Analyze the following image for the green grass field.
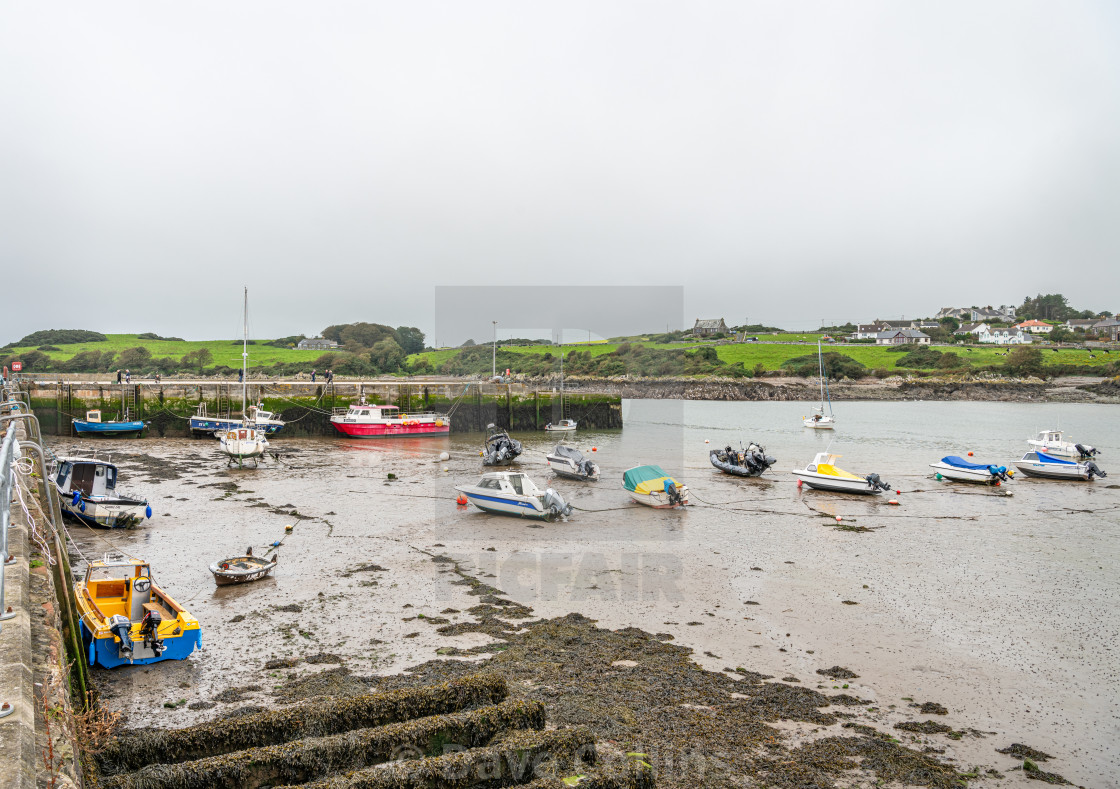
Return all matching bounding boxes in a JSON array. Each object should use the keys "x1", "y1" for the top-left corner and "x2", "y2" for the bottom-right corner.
[
  {"x1": 7, "y1": 333, "x2": 1112, "y2": 375},
  {"x1": 409, "y1": 339, "x2": 1114, "y2": 373},
  {"x1": 4, "y1": 334, "x2": 319, "y2": 367}
]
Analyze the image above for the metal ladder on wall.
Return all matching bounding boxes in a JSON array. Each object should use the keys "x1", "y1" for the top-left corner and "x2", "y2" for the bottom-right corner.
[
  {"x1": 217, "y1": 385, "x2": 231, "y2": 421},
  {"x1": 123, "y1": 385, "x2": 137, "y2": 421}
]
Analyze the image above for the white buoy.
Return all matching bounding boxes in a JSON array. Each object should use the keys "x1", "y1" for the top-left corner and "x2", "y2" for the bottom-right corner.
[
  {"x1": 443, "y1": 467, "x2": 450, "y2": 472},
  {"x1": 835, "y1": 516, "x2": 843, "y2": 522},
  {"x1": 439, "y1": 451, "x2": 450, "y2": 461}
]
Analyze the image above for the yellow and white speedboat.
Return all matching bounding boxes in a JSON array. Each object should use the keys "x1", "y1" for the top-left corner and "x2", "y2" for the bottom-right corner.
[
  {"x1": 792, "y1": 452, "x2": 890, "y2": 495},
  {"x1": 75, "y1": 556, "x2": 201, "y2": 669}
]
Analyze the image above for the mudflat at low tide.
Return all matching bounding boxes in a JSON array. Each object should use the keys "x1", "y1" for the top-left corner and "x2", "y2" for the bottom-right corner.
[{"x1": 65, "y1": 400, "x2": 1118, "y2": 788}]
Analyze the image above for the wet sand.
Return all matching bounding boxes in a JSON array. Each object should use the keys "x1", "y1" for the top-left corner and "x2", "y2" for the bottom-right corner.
[{"x1": 60, "y1": 400, "x2": 1118, "y2": 787}]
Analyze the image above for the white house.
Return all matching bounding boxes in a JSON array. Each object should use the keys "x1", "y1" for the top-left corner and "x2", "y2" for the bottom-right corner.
[
  {"x1": 979, "y1": 328, "x2": 1030, "y2": 345},
  {"x1": 1065, "y1": 319, "x2": 1098, "y2": 331},
  {"x1": 936, "y1": 305, "x2": 1017, "y2": 322},
  {"x1": 955, "y1": 322, "x2": 990, "y2": 337},
  {"x1": 852, "y1": 323, "x2": 885, "y2": 340},
  {"x1": 1012, "y1": 320, "x2": 1053, "y2": 335},
  {"x1": 875, "y1": 329, "x2": 930, "y2": 345}
]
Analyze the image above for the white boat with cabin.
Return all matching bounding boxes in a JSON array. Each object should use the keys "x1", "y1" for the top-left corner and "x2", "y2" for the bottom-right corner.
[
  {"x1": 792, "y1": 452, "x2": 890, "y2": 495},
  {"x1": 455, "y1": 472, "x2": 573, "y2": 520},
  {"x1": 1026, "y1": 430, "x2": 1099, "y2": 460}
]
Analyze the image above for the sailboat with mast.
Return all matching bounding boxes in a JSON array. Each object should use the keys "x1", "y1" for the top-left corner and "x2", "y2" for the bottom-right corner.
[
  {"x1": 544, "y1": 345, "x2": 577, "y2": 431},
  {"x1": 803, "y1": 339, "x2": 835, "y2": 430},
  {"x1": 219, "y1": 288, "x2": 270, "y2": 466}
]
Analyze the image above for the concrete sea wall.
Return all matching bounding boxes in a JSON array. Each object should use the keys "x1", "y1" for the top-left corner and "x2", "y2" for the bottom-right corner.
[{"x1": 23, "y1": 380, "x2": 623, "y2": 437}]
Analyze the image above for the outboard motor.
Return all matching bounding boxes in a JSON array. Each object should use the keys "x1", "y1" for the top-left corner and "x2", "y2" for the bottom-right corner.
[
  {"x1": 542, "y1": 488, "x2": 573, "y2": 519},
  {"x1": 1075, "y1": 443, "x2": 1099, "y2": 459},
  {"x1": 139, "y1": 610, "x2": 164, "y2": 656},
  {"x1": 987, "y1": 465, "x2": 1011, "y2": 482},
  {"x1": 1086, "y1": 461, "x2": 1106, "y2": 480},
  {"x1": 107, "y1": 614, "x2": 133, "y2": 658},
  {"x1": 865, "y1": 473, "x2": 891, "y2": 492},
  {"x1": 664, "y1": 481, "x2": 683, "y2": 506}
]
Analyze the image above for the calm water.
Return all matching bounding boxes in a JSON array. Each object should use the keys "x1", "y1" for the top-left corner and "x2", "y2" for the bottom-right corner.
[{"x1": 59, "y1": 400, "x2": 1119, "y2": 786}]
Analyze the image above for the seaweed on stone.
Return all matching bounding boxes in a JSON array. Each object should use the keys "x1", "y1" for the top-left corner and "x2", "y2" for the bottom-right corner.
[
  {"x1": 100, "y1": 698, "x2": 546, "y2": 789},
  {"x1": 96, "y1": 673, "x2": 507, "y2": 776},
  {"x1": 282, "y1": 726, "x2": 596, "y2": 789}
]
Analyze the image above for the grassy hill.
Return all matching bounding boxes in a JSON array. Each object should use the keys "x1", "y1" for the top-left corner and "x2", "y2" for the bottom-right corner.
[{"x1": 2, "y1": 334, "x2": 316, "y2": 368}]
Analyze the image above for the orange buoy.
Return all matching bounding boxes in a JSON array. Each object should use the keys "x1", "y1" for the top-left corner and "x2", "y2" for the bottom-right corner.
[
  {"x1": 456, "y1": 494, "x2": 468, "y2": 505},
  {"x1": 888, "y1": 499, "x2": 899, "y2": 505},
  {"x1": 967, "y1": 451, "x2": 974, "y2": 456},
  {"x1": 835, "y1": 516, "x2": 843, "y2": 522},
  {"x1": 797, "y1": 479, "x2": 803, "y2": 488},
  {"x1": 591, "y1": 447, "x2": 597, "y2": 452}
]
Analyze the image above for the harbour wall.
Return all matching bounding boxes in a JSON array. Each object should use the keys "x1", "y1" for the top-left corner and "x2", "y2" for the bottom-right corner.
[{"x1": 22, "y1": 379, "x2": 623, "y2": 437}]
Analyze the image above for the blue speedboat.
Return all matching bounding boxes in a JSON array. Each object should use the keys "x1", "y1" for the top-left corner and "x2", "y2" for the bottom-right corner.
[
  {"x1": 72, "y1": 410, "x2": 147, "y2": 438},
  {"x1": 54, "y1": 457, "x2": 152, "y2": 528}
]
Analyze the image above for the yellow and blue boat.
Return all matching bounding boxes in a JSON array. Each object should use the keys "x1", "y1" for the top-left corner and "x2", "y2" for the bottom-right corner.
[
  {"x1": 623, "y1": 464, "x2": 689, "y2": 508},
  {"x1": 75, "y1": 556, "x2": 201, "y2": 669}
]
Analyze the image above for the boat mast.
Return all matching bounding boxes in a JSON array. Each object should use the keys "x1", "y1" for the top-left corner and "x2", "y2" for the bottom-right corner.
[
  {"x1": 242, "y1": 286, "x2": 248, "y2": 421},
  {"x1": 559, "y1": 344, "x2": 564, "y2": 418},
  {"x1": 817, "y1": 338, "x2": 825, "y2": 409}
]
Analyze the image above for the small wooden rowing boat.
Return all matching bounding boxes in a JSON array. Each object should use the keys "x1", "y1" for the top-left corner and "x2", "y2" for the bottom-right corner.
[{"x1": 209, "y1": 547, "x2": 278, "y2": 585}]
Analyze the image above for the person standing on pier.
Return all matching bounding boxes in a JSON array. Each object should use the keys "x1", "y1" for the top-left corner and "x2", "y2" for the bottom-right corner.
[
  {"x1": 125, "y1": 369, "x2": 131, "y2": 383},
  {"x1": 238, "y1": 368, "x2": 244, "y2": 383},
  {"x1": 116, "y1": 369, "x2": 122, "y2": 384},
  {"x1": 311, "y1": 369, "x2": 316, "y2": 382}
]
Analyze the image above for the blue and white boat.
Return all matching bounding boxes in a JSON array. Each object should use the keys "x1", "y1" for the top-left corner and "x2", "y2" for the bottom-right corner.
[
  {"x1": 930, "y1": 456, "x2": 1012, "y2": 485},
  {"x1": 54, "y1": 457, "x2": 152, "y2": 528},
  {"x1": 455, "y1": 472, "x2": 573, "y2": 520},
  {"x1": 190, "y1": 403, "x2": 285, "y2": 436},
  {"x1": 1012, "y1": 451, "x2": 1106, "y2": 481},
  {"x1": 72, "y1": 410, "x2": 147, "y2": 438}
]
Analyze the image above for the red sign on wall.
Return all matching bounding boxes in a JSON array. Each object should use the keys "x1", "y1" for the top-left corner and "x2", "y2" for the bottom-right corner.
[{"x1": 11, "y1": 361, "x2": 23, "y2": 371}]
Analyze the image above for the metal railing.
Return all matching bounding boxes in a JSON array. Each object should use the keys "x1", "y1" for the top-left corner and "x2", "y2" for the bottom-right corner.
[{"x1": 0, "y1": 394, "x2": 19, "y2": 719}]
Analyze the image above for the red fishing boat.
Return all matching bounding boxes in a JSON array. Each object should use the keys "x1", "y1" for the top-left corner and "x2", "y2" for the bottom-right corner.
[{"x1": 329, "y1": 404, "x2": 450, "y2": 438}]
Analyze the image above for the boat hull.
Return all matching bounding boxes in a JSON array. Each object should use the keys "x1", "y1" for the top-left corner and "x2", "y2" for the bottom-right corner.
[
  {"x1": 80, "y1": 620, "x2": 201, "y2": 668},
  {"x1": 456, "y1": 489, "x2": 549, "y2": 519},
  {"x1": 60, "y1": 497, "x2": 149, "y2": 529},
  {"x1": 803, "y1": 418, "x2": 835, "y2": 430},
  {"x1": 73, "y1": 420, "x2": 146, "y2": 437},
  {"x1": 330, "y1": 420, "x2": 450, "y2": 438},
  {"x1": 929, "y1": 463, "x2": 1000, "y2": 484},
  {"x1": 627, "y1": 492, "x2": 689, "y2": 508},
  {"x1": 1012, "y1": 462, "x2": 1091, "y2": 481},
  {"x1": 191, "y1": 416, "x2": 284, "y2": 436},
  {"x1": 209, "y1": 557, "x2": 277, "y2": 585},
  {"x1": 548, "y1": 465, "x2": 599, "y2": 481}
]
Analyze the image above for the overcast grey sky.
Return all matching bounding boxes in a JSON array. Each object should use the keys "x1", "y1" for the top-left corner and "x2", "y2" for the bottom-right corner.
[{"x1": 2, "y1": 1, "x2": 1118, "y2": 344}]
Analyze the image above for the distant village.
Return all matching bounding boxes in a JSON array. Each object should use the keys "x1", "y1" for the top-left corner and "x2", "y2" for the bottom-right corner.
[{"x1": 693, "y1": 302, "x2": 1120, "y2": 346}]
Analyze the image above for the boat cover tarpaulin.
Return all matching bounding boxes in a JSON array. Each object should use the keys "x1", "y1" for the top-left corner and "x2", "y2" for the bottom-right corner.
[
  {"x1": 623, "y1": 465, "x2": 678, "y2": 494},
  {"x1": 552, "y1": 445, "x2": 584, "y2": 461},
  {"x1": 1032, "y1": 451, "x2": 1076, "y2": 465},
  {"x1": 941, "y1": 456, "x2": 997, "y2": 471}
]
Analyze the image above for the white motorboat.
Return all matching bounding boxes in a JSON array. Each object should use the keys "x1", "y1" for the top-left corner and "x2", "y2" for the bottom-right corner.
[
  {"x1": 54, "y1": 457, "x2": 152, "y2": 529},
  {"x1": 1012, "y1": 451, "x2": 1106, "y2": 481},
  {"x1": 803, "y1": 339, "x2": 836, "y2": 429},
  {"x1": 544, "y1": 419, "x2": 578, "y2": 432},
  {"x1": 622, "y1": 465, "x2": 689, "y2": 508},
  {"x1": 1026, "y1": 430, "x2": 1099, "y2": 460},
  {"x1": 455, "y1": 472, "x2": 573, "y2": 520},
  {"x1": 792, "y1": 452, "x2": 890, "y2": 495},
  {"x1": 546, "y1": 444, "x2": 599, "y2": 481},
  {"x1": 929, "y1": 456, "x2": 1012, "y2": 485},
  {"x1": 220, "y1": 427, "x2": 269, "y2": 466}
]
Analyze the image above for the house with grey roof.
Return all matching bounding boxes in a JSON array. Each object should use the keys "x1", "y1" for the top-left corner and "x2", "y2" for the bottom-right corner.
[
  {"x1": 692, "y1": 318, "x2": 729, "y2": 336},
  {"x1": 875, "y1": 329, "x2": 930, "y2": 345},
  {"x1": 297, "y1": 337, "x2": 340, "y2": 350}
]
